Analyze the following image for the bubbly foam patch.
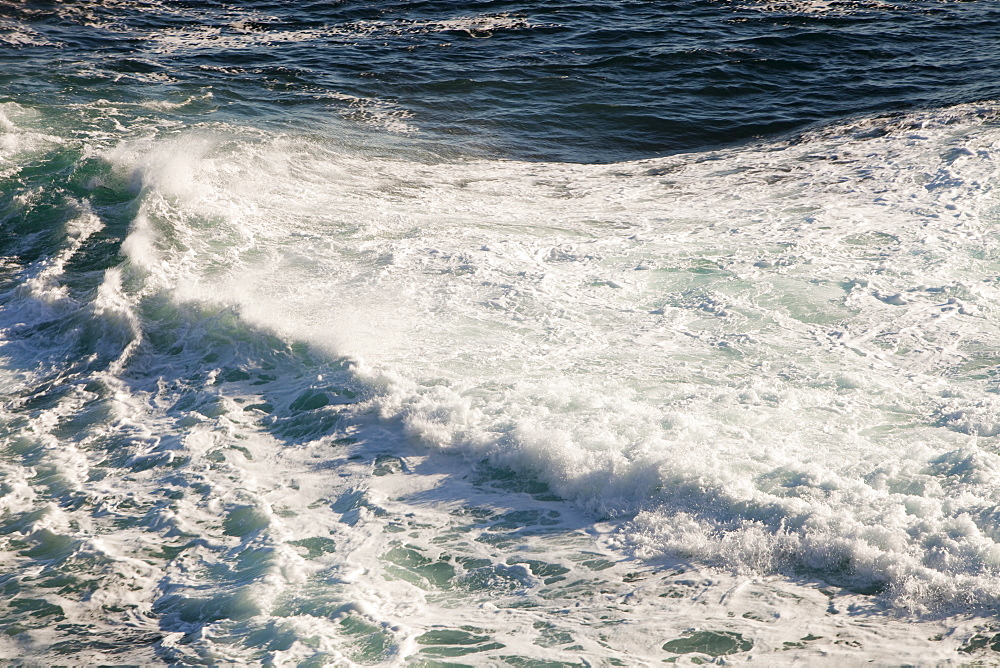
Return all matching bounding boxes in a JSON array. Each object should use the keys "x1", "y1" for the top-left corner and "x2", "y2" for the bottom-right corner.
[
  {"x1": 103, "y1": 102, "x2": 1000, "y2": 613},
  {"x1": 0, "y1": 103, "x2": 63, "y2": 173},
  {"x1": 5, "y1": 102, "x2": 1000, "y2": 664}
]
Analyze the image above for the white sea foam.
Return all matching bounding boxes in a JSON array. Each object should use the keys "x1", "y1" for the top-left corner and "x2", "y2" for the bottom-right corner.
[
  {"x1": 742, "y1": 0, "x2": 898, "y2": 15},
  {"x1": 99, "y1": 100, "x2": 1000, "y2": 615},
  {"x1": 0, "y1": 103, "x2": 63, "y2": 175},
  {"x1": 4, "y1": 101, "x2": 1000, "y2": 664},
  {"x1": 0, "y1": 20, "x2": 60, "y2": 48},
  {"x1": 142, "y1": 9, "x2": 548, "y2": 57}
]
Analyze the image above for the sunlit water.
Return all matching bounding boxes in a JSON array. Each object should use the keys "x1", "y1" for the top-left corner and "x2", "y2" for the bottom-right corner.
[{"x1": 3, "y1": 1, "x2": 1000, "y2": 665}]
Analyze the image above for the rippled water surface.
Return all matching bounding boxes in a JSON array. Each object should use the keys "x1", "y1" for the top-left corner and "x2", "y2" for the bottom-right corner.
[{"x1": 3, "y1": 0, "x2": 999, "y2": 159}]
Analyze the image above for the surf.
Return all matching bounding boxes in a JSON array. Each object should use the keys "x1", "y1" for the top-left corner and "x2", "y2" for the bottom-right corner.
[{"x1": 3, "y1": 94, "x2": 1000, "y2": 663}]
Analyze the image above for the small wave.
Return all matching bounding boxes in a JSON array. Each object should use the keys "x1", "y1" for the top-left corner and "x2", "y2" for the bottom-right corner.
[{"x1": 734, "y1": 0, "x2": 899, "y2": 15}]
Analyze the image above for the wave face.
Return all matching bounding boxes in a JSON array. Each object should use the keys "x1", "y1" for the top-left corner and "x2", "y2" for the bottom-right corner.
[{"x1": 3, "y1": 0, "x2": 1000, "y2": 665}]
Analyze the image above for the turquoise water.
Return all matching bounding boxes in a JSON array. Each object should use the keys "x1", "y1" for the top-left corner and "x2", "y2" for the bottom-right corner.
[{"x1": 3, "y1": 1, "x2": 1000, "y2": 665}]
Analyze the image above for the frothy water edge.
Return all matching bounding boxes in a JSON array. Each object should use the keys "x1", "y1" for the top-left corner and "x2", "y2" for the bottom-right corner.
[{"x1": 3, "y1": 99, "x2": 1000, "y2": 664}]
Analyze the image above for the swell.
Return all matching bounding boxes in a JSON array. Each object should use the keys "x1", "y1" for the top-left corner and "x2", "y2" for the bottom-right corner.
[{"x1": 2, "y1": 0, "x2": 999, "y2": 162}]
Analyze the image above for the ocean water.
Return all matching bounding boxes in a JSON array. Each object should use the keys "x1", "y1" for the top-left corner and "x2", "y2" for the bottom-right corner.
[{"x1": 3, "y1": 0, "x2": 1000, "y2": 665}]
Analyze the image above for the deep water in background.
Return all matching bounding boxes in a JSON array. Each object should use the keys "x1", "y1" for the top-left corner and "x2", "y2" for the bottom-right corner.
[
  {"x1": 1, "y1": 0, "x2": 999, "y2": 161},
  {"x1": 3, "y1": 1, "x2": 1000, "y2": 666}
]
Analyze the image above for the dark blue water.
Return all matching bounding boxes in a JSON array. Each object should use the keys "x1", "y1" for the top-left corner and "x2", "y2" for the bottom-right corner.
[{"x1": 3, "y1": 0, "x2": 999, "y2": 161}]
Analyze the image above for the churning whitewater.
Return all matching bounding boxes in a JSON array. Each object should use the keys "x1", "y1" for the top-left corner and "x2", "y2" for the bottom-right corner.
[
  {"x1": 2, "y1": 97, "x2": 1000, "y2": 664},
  {"x1": 3, "y1": 0, "x2": 1000, "y2": 664}
]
